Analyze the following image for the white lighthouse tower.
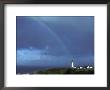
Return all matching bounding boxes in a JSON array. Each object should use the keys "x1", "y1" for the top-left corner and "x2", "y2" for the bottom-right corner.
[{"x1": 71, "y1": 59, "x2": 74, "y2": 68}]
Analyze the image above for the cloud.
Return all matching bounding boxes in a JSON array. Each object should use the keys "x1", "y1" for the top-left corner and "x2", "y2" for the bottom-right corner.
[
  {"x1": 17, "y1": 48, "x2": 73, "y2": 66},
  {"x1": 17, "y1": 48, "x2": 94, "y2": 67},
  {"x1": 16, "y1": 16, "x2": 94, "y2": 67}
]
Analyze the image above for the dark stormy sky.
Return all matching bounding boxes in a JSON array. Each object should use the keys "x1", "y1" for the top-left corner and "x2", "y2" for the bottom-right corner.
[{"x1": 16, "y1": 16, "x2": 94, "y2": 67}]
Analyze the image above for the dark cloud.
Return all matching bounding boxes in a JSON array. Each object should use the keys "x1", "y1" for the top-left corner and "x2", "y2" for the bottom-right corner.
[{"x1": 16, "y1": 16, "x2": 94, "y2": 66}]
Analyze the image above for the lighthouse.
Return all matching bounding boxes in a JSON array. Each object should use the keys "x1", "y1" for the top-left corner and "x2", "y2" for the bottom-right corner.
[{"x1": 71, "y1": 59, "x2": 74, "y2": 68}]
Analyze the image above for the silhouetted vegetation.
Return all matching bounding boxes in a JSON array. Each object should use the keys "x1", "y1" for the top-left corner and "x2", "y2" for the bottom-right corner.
[{"x1": 31, "y1": 68, "x2": 94, "y2": 74}]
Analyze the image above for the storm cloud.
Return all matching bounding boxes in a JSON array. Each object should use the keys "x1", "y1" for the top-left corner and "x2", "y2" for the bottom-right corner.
[{"x1": 16, "y1": 16, "x2": 94, "y2": 67}]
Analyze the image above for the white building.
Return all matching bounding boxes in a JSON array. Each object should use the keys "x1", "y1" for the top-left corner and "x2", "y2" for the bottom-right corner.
[
  {"x1": 74, "y1": 67, "x2": 76, "y2": 68},
  {"x1": 87, "y1": 66, "x2": 93, "y2": 69},
  {"x1": 80, "y1": 67, "x2": 83, "y2": 69},
  {"x1": 87, "y1": 66, "x2": 90, "y2": 69},
  {"x1": 89, "y1": 67, "x2": 93, "y2": 69}
]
